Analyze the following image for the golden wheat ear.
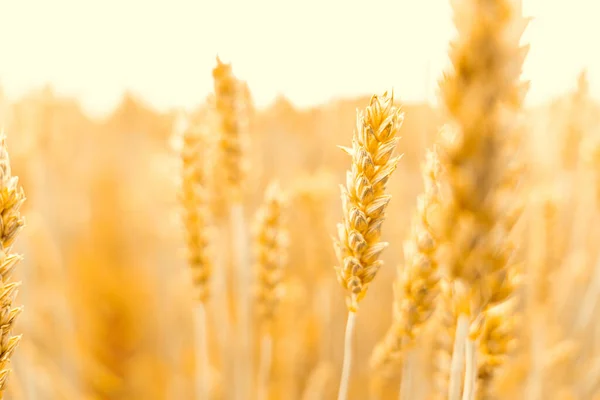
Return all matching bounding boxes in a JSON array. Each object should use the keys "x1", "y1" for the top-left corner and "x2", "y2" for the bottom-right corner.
[
  {"x1": 434, "y1": 0, "x2": 530, "y2": 397},
  {"x1": 212, "y1": 56, "x2": 253, "y2": 400},
  {"x1": 0, "y1": 135, "x2": 26, "y2": 398},
  {"x1": 180, "y1": 126, "x2": 213, "y2": 303},
  {"x1": 254, "y1": 181, "x2": 288, "y2": 327},
  {"x1": 179, "y1": 123, "x2": 214, "y2": 399},
  {"x1": 334, "y1": 92, "x2": 404, "y2": 313},
  {"x1": 253, "y1": 181, "x2": 288, "y2": 400},
  {"x1": 334, "y1": 92, "x2": 403, "y2": 400},
  {"x1": 212, "y1": 57, "x2": 247, "y2": 203}
]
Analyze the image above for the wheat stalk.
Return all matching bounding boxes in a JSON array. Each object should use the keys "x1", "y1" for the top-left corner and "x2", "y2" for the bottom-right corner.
[
  {"x1": 300, "y1": 362, "x2": 334, "y2": 400},
  {"x1": 212, "y1": 56, "x2": 252, "y2": 400},
  {"x1": 334, "y1": 92, "x2": 403, "y2": 400},
  {"x1": 431, "y1": 279, "x2": 458, "y2": 400},
  {"x1": 179, "y1": 125, "x2": 213, "y2": 399},
  {"x1": 526, "y1": 190, "x2": 558, "y2": 400},
  {"x1": 0, "y1": 135, "x2": 26, "y2": 399},
  {"x1": 254, "y1": 182, "x2": 288, "y2": 400}
]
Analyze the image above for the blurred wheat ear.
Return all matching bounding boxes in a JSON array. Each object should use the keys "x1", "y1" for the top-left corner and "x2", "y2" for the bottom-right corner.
[
  {"x1": 212, "y1": 56, "x2": 253, "y2": 400},
  {"x1": 179, "y1": 124, "x2": 214, "y2": 399},
  {"x1": 370, "y1": 145, "x2": 442, "y2": 399},
  {"x1": 254, "y1": 181, "x2": 288, "y2": 400},
  {"x1": 431, "y1": 0, "x2": 530, "y2": 398}
]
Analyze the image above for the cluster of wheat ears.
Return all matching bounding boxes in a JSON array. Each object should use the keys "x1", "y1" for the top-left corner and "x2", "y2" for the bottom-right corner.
[{"x1": 2, "y1": 0, "x2": 600, "y2": 399}]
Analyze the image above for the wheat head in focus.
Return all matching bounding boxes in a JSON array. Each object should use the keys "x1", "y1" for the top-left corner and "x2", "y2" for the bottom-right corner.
[{"x1": 0, "y1": 135, "x2": 25, "y2": 399}]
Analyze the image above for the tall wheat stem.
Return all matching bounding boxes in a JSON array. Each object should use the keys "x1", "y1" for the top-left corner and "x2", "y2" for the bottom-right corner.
[
  {"x1": 193, "y1": 304, "x2": 210, "y2": 399},
  {"x1": 398, "y1": 345, "x2": 414, "y2": 400},
  {"x1": 462, "y1": 339, "x2": 476, "y2": 400},
  {"x1": 213, "y1": 236, "x2": 233, "y2": 399},
  {"x1": 526, "y1": 313, "x2": 544, "y2": 400},
  {"x1": 231, "y1": 203, "x2": 252, "y2": 400},
  {"x1": 338, "y1": 311, "x2": 356, "y2": 400},
  {"x1": 448, "y1": 315, "x2": 469, "y2": 400},
  {"x1": 257, "y1": 334, "x2": 273, "y2": 400}
]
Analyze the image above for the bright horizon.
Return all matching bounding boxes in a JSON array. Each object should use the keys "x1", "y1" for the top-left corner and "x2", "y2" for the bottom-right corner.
[{"x1": 0, "y1": 0, "x2": 597, "y2": 117}]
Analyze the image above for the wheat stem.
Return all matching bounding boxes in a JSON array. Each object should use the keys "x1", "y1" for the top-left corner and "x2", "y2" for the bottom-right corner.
[
  {"x1": 300, "y1": 363, "x2": 334, "y2": 400},
  {"x1": 462, "y1": 339, "x2": 476, "y2": 400},
  {"x1": 230, "y1": 202, "x2": 252, "y2": 400},
  {"x1": 582, "y1": 353, "x2": 600, "y2": 396},
  {"x1": 193, "y1": 303, "x2": 210, "y2": 400},
  {"x1": 212, "y1": 236, "x2": 233, "y2": 399},
  {"x1": 338, "y1": 311, "x2": 356, "y2": 400},
  {"x1": 448, "y1": 315, "x2": 469, "y2": 400},
  {"x1": 526, "y1": 312, "x2": 544, "y2": 400},
  {"x1": 399, "y1": 345, "x2": 414, "y2": 400},
  {"x1": 369, "y1": 375, "x2": 385, "y2": 400},
  {"x1": 257, "y1": 334, "x2": 273, "y2": 400},
  {"x1": 575, "y1": 256, "x2": 600, "y2": 331}
]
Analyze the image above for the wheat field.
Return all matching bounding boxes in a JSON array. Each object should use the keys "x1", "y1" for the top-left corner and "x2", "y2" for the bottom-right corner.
[{"x1": 1, "y1": 0, "x2": 600, "y2": 399}]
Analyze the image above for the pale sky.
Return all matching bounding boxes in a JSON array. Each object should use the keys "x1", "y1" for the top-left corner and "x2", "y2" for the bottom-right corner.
[{"x1": 0, "y1": 0, "x2": 597, "y2": 117}]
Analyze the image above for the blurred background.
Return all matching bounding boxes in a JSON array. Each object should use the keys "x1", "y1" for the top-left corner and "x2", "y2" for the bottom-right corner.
[{"x1": 1, "y1": 0, "x2": 599, "y2": 399}]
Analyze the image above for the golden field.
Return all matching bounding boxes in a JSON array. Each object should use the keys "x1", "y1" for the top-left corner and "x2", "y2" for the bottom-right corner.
[{"x1": 1, "y1": 0, "x2": 600, "y2": 399}]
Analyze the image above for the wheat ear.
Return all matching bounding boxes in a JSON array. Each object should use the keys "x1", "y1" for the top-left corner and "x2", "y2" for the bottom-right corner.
[
  {"x1": 334, "y1": 92, "x2": 403, "y2": 400},
  {"x1": 179, "y1": 126, "x2": 213, "y2": 399},
  {"x1": 212, "y1": 57, "x2": 246, "y2": 202},
  {"x1": 437, "y1": 0, "x2": 529, "y2": 397},
  {"x1": 0, "y1": 135, "x2": 26, "y2": 399},
  {"x1": 254, "y1": 182, "x2": 288, "y2": 400}
]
